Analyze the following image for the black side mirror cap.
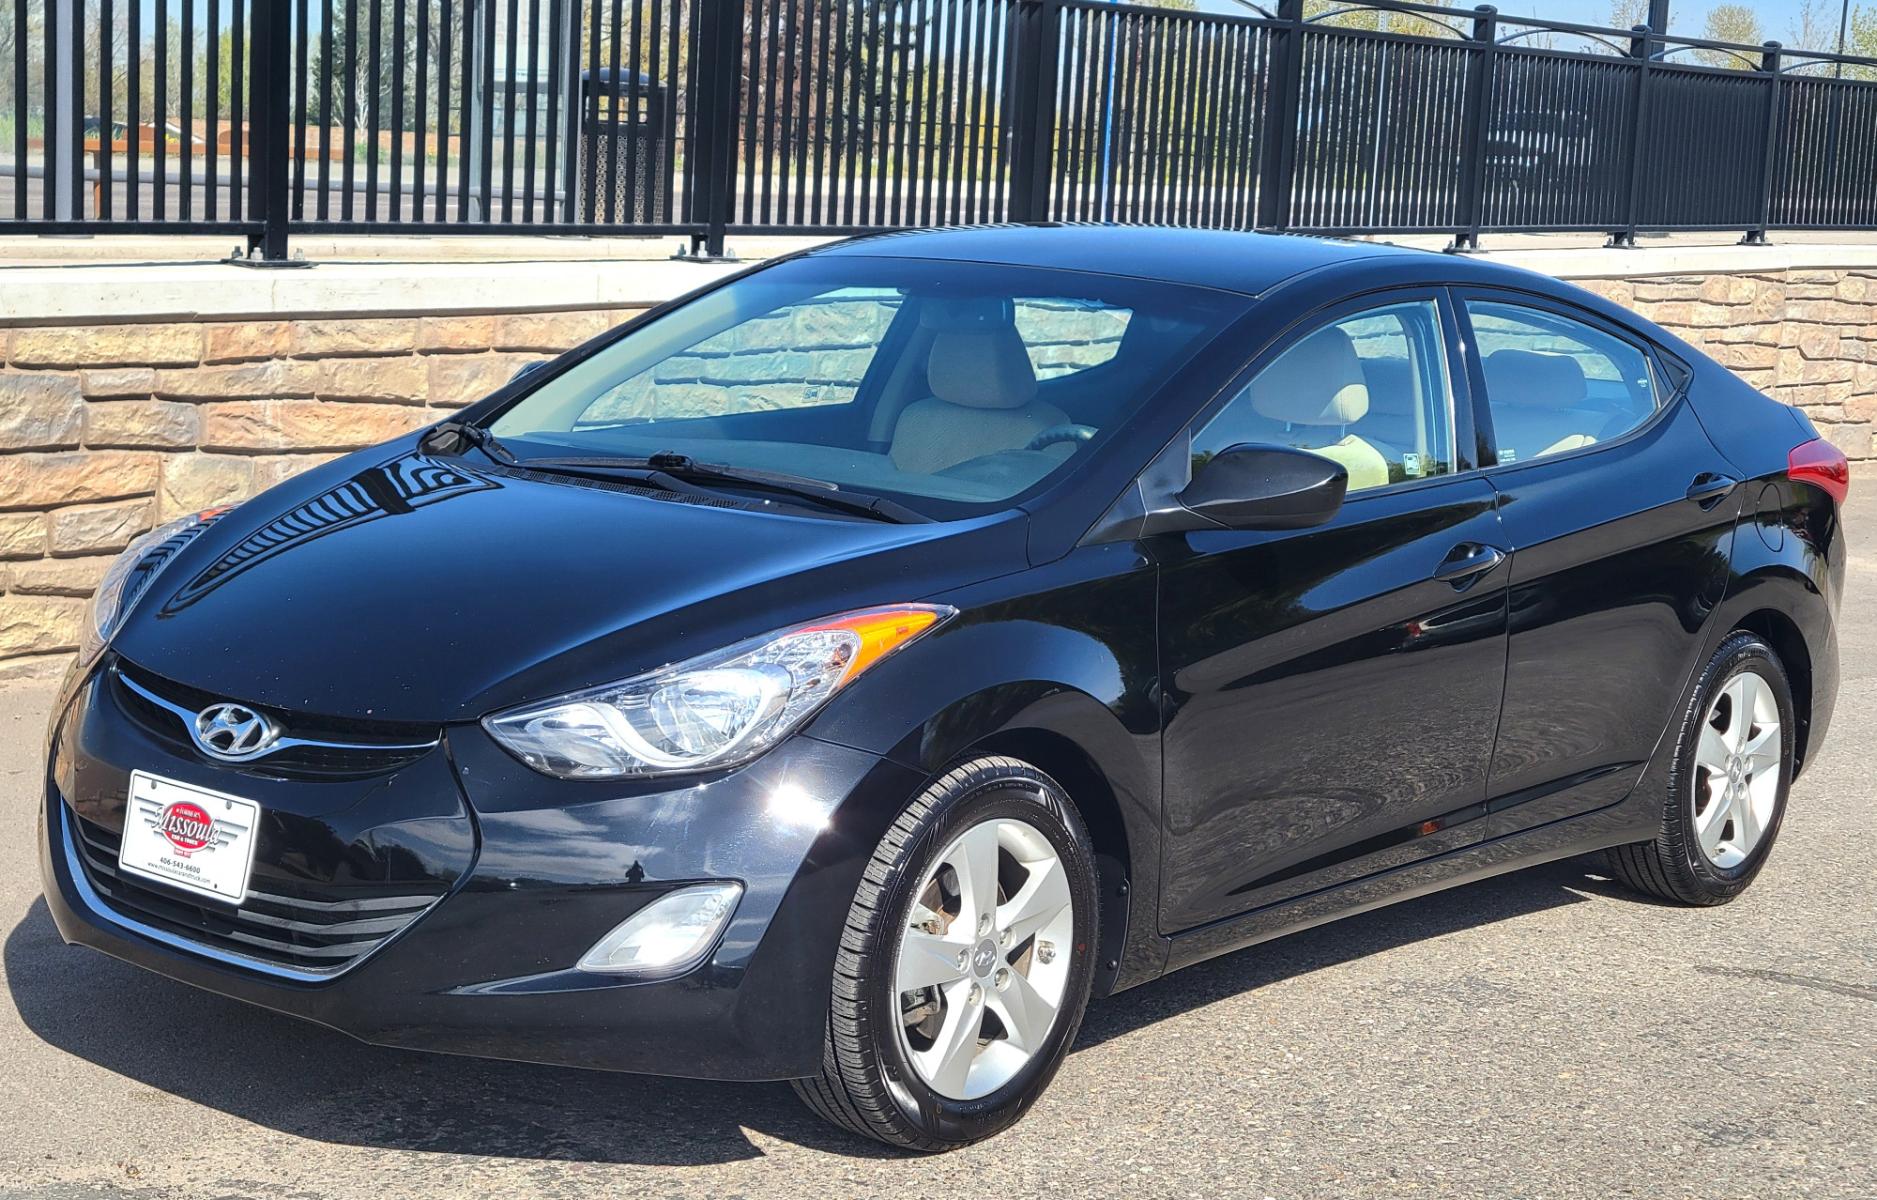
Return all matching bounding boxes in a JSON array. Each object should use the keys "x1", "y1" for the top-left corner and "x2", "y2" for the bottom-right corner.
[{"x1": 1171, "y1": 443, "x2": 1349, "y2": 532}]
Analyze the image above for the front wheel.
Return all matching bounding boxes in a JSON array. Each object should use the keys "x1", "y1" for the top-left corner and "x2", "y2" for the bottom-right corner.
[
  {"x1": 792, "y1": 756, "x2": 1098, "y2": 1151},
  {"x1": 1606, "y1": 632, "x2": 1795, "y2": 905}
]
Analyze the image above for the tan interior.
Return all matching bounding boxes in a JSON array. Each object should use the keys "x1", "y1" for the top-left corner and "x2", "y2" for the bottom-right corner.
[
  {"x1": 889, "y1": 320, "x2": 1068, "y2": 475},
  {"x1": 1483, "y1": 348, "x2": 1598, "y2": 460},
  {"x1": 1245, "y1": 325, "x2": 1397, "y2": 492}
]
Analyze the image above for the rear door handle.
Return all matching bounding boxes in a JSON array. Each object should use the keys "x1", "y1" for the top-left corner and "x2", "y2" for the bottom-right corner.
[
  {"x1": 1685, "y1": 473, "x2": 1740, "y2": 509},
  {"x1": 1433, "y1": 542, "x2": 1508, "y2": 585}
]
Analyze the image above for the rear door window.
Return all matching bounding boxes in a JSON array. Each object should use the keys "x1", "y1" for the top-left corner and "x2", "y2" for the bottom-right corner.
[{"x1": 1465, "y1": 300, "x2": 1659, "y2": 465}]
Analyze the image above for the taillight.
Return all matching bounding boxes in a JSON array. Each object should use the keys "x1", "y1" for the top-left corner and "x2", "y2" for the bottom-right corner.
[{"x1": 1788, "y1": 438, "x2": 1850, "y2": 507}]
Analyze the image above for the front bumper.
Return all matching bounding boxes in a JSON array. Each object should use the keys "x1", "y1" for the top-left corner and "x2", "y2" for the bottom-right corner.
[{"x1": 40, "y1": 663, "x2": 926, "y2": 1081}]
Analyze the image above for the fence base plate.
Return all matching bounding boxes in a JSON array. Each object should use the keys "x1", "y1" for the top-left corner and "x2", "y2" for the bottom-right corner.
[
  {"x1": 672, "y1": 249, "x2": 742, "y2": 264},
  {"x1": 226, "y1": 257, "x2": 314, "y2": 270},
  {"x1": 227, "y1": 248, "x2": 313, "y2": 270}
]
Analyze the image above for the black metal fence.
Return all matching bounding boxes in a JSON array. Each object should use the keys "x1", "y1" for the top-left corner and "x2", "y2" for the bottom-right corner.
[{"x1": 7, "y1": 0, "x2": 1877, "y2": 261}]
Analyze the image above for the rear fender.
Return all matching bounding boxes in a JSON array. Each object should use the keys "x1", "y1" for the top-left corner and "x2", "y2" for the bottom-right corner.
[{"x1": 1703, "y1": 486, "x2": 1842, "y2": 775}]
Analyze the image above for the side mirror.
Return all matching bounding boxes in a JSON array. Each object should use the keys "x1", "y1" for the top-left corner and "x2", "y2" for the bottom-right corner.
[{"x1": 1176, "y1": 443, "x2": 1348, "y2": 531}]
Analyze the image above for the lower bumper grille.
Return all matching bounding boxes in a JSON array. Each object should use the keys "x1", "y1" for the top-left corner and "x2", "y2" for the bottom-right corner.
[{"x1": 65, "y1": 807, "x2": 442, "y2": 977}]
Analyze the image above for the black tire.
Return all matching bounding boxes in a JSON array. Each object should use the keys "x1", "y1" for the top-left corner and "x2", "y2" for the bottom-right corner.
[
  {"x1": 791, "y1": 755, "x2": 1099, "y2": 1151},
  {"x1": 1605, "y1": 632, "x2": 1795, "y2": 905}
]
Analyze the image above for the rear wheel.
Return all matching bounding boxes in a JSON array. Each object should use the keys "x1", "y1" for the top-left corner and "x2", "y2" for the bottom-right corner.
[
  {"x1": 792, "y1": 756, "x2": 1098, "y2": 1151},
  {"x1": 1606, "y1": 632, "x2": 1794, "y2": 905}
]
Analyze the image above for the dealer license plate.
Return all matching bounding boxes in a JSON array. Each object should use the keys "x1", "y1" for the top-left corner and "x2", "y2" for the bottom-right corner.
[{"x1": 116, "y1": 770, "x2": 261, "y2": 905}]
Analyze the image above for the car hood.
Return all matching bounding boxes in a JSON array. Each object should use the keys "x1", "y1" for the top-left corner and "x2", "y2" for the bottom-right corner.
[{"x1": 111, "y1": 446, "x2": 1028, "y2": 724}]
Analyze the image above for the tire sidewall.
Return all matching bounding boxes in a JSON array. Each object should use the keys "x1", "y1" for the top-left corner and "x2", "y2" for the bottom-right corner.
[
  {"x1": 867, "y1": 769, "x2": 1099, "y2": 1146},
  {"x1": 1672, "y1": 636, "x2": 1795, "y2": 896}
]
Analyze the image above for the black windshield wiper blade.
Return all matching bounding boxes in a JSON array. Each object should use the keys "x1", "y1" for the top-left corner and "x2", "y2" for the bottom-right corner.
[
  {"x1": 514, "y1": 452, "x2": 933, "y2": 524},
  {"x1": 420, "y1": 420, "x2": 520, "y2": 465}
]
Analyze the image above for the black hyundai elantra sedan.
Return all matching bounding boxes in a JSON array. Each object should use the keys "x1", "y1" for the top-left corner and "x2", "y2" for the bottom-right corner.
[{"x1": 40, "y1": 227, "x2": 1846, "y2": 1150}]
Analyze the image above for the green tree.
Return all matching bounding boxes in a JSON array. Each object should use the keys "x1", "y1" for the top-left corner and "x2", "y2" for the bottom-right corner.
[
  {"x1": 1607, "y1": 0, "x2": 1648, "y2": 30},
  {"x1": 1303, "y1": 0, "x2": 1457, "y2": 38},
  {"x1": 1699, "y1": 3, "x2": 1763, "y2": 68},
  {"x1": 1790, "y1": 0, "x2": 1835, "y2": 50},
  {"x1": 1845, "y1": 3, "x2": 1877, "y2": 79}
]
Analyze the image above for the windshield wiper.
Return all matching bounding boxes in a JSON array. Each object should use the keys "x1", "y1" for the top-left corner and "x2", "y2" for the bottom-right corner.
[
  {"x1": 420, "y1": 419, "x2": 521, "y2": 465},
  {"x1": 513, "y1": 451, "x2": 933, "y2": 524}
]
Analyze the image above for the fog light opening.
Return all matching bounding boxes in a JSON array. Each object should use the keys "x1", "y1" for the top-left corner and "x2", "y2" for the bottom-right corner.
[{"x1": 576, "y1": 882, "x2": 744, "y2": 978}]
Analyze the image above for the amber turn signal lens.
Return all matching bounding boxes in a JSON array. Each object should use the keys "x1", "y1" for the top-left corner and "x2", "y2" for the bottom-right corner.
[{"x1": 804, "y1": 605, "x2": 952, "y2": 687}]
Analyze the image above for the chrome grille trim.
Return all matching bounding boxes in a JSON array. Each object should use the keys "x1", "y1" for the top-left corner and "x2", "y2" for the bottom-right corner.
[{"x1": 115, "y1": 669, "x2": 439, "y2": 763}]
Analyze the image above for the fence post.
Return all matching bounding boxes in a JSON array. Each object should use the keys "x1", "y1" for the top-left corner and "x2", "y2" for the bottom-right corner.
[
  {"x1": 1745, "y1": 41, "x2": 1783, "y2": 245},
  {"x1": 1611, "y1": 22, "x2": 1654, "y2": 247},
  {"x1": 1449, "y1": 5, "x2": 1498, "y2": 253},
  {"x1": 1008, "y1": 0, "x2": 1063, "y2": 222},
  {"x1": 245, "y1": 0, "x2": 294, "y2": 262},
  {"x1": 558, "y1": 0, "x2": 581, "y2": 222},
  {"x1": 49, "y1": 0, "x2": 76, "y2": 220},
  {"x1": 683, "y1": 0, "x2": 744, "y2": 257},
  {"x1": 1255, "y1": 0, "x2": 1303, "y2": 232},
  {"x1": 465, "y1": 0, "x2": 492, "y2": 223}
]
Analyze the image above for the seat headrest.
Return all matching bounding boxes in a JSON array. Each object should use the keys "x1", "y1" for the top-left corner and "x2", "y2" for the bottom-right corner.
[
  {"x1": 1484, "y1": 348, "x2": 1587, "y2": 409},
  {"x1": 926, "y1": 322, "x2": 1039, "y2": 410},
  {"x1": 1359, "y1": 357, "x2": 1417, "y2": 416},
  {"x1": 1249, "y1": 325, "x2": 1370, "y2": 426}
]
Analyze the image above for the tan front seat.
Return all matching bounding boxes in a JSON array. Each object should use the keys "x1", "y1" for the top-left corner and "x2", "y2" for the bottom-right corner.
[
  {"x1": 1246, "y1": 325, "x2": 1395, "y2": 492},
  {"x1": 889, "y1": 318, "x2": 1068, "y2": 475}
]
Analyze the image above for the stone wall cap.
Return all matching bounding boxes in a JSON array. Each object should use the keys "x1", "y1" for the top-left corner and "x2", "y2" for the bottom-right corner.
[
  {"x1": 9, "y1": 239, "x2": 1877, "y2": 325},
  {"x1": 1478, "y1": 242, "x2": 1877, "y2": 280},
  {"x1": 0, "y1": 257, "x2": 751, "y2": 325}
]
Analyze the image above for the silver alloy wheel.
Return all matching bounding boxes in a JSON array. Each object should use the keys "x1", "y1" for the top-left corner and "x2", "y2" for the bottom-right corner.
[
  {"x1": 1693, "y1": 668, "x2": 1782, "y2": 870},
  {"x1": 892, "y1": 816, "x2": 1076, "y2": 1101}
]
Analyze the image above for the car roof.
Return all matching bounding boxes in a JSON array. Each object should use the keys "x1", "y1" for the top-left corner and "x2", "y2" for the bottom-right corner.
[{"x1": 804, "y1": 224, "x2": 1427, "y2": 297}]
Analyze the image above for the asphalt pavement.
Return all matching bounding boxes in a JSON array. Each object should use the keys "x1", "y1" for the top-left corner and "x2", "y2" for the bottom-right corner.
[{"x1": 1, "y1": 492, "x2": 1872, "y2": 1200}]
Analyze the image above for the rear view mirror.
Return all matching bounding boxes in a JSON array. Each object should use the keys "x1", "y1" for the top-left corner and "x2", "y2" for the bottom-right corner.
[{"x1": 1177, "y1": 444, "x2": 1348, "y2": 531}]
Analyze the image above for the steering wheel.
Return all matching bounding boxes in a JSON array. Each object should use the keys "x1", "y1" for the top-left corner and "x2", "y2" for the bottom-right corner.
[{"x1": 1025, "y1": 423, "x2": 1099, "y2": 452}]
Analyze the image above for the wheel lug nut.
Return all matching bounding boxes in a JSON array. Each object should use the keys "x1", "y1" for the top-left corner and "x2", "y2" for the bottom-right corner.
[
  {"x1": 967, "y1": 982, "x2": 983, "y2": 1005},
  {"x1": 955, "y1": 949, "x2": 969, "y2": 971},
  {"x1": 994, "y1": 967, "x2": 1011, "y2": 990},
  {"x1": 1036, "y1": 940, "x2": 1056, "y2": 965},
  {"x1": 998, "y1": 928, "x2": 1011, "y2": 948},
  {"x1": 976, "y1": 913, "x2": 992, "y2": 936}
]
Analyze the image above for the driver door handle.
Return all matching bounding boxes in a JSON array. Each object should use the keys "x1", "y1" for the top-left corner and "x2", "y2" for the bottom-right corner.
[{"x1": 1433, "y1": 542, "x2": 1508, "y2": 586}]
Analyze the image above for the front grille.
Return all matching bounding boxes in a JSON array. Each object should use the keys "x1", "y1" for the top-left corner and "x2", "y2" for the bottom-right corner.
[
  {"x1": 111, "y1": 661, "x2": 438, "y2": 779},
  {"x1": 68, "y1": 811, "x2": 443, "y2": 976}
]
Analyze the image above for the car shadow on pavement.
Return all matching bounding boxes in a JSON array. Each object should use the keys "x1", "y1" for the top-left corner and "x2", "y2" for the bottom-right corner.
[
  {"x1": 1076, "y1": 857, "x2": 1602, "y2": 1050},
  {"x1": 6, "y1": 857, "x2": 1606, "y2": 1164}
]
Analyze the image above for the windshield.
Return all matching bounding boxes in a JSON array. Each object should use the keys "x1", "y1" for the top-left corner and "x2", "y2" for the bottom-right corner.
[{"x1": 486, "y1": 256, "x2": 1244, "y2": 518}]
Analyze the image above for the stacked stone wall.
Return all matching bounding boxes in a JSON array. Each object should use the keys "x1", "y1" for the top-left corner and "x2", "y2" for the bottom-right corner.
[{"x1": 1, "y1": 263, "x2": 1872, "y2": 681}]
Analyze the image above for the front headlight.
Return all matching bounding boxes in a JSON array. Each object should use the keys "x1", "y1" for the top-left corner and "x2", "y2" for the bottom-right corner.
[
  {"x1": 80, "y1": 509, "x2": 224, "y2": 663},
  {"x1": 484, "y1": 604, "x2": 955, "y2": 779}
]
